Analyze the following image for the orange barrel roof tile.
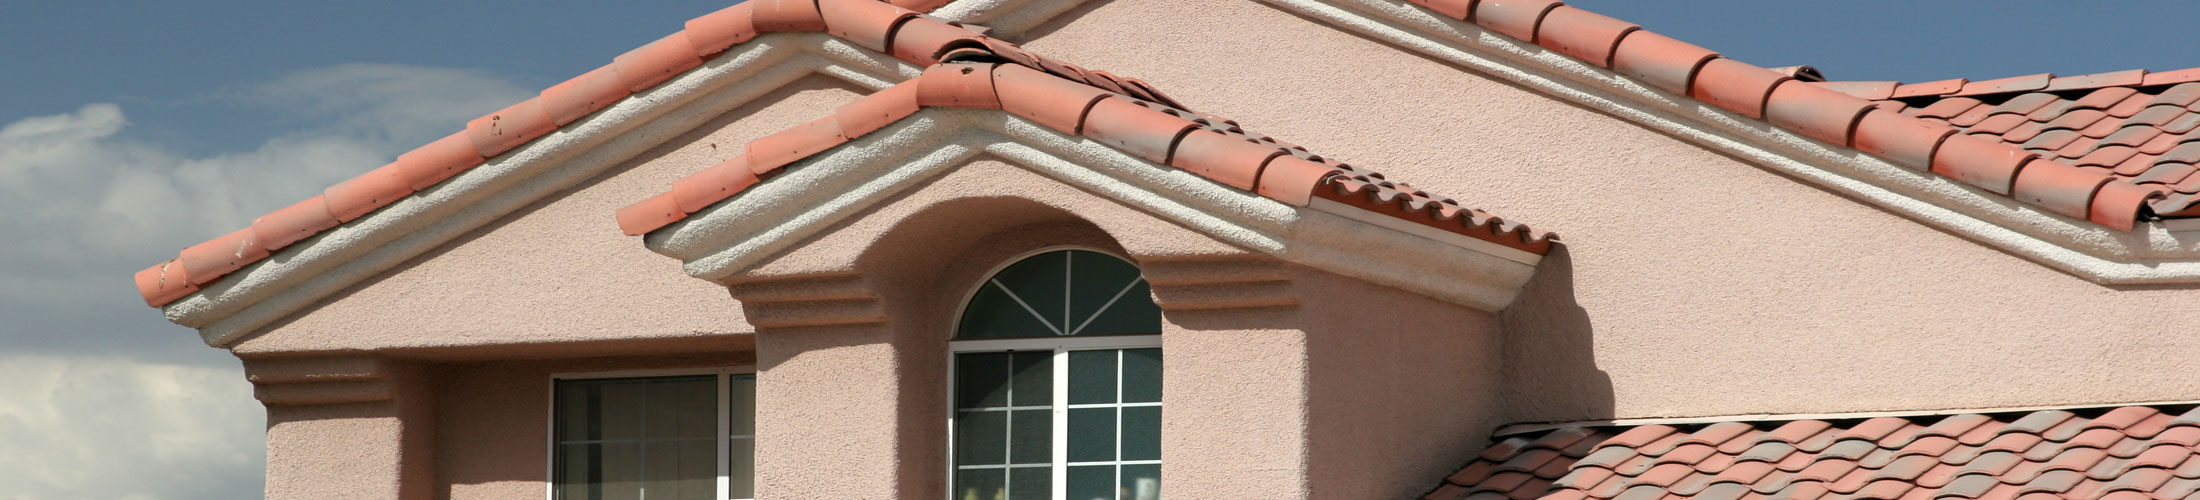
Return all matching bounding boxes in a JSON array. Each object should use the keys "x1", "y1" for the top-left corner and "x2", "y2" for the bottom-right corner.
[
  {"x1": 617, "y1": 45, "x2": 1556, "y2": 257},
  {"x1": 1400, "y1": 0, "x2": 2193, "y2": 228},
  {"x1": 136, "y1": 0, "x2": 1549, "y2": 308}
]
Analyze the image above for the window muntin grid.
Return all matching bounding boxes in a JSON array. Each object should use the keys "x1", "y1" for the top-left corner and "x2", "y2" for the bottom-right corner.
[
  {"x1": 952, "y1": 348, "x2": 1161, "y2": 500},
  {"x1": 955, "y1": 250, "x2": 1160, "y2": 340},
  {"x1": 949, "y1": 246, "x2": 1162, "y2": 500},
  {"x1": 550, "y1": 373, "x2": 757, "y2": 500}
]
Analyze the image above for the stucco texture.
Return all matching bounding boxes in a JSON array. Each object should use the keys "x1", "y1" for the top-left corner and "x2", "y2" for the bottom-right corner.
[
  {"x1": 265, "y1": 402, "x2": 412, "y2": 499},
  {"x1": 738, "y1": 156, "x2": 1292, "y2": 498},
  {"x1": 231, "y1": 75, "x2": 870, "y2": 358},
  {"x1": 1020, "y1": 0, "x2": 2200, "y2": 422},
  {"x1": 432, "y1": 353, "x2": 746, "y2": 500}
]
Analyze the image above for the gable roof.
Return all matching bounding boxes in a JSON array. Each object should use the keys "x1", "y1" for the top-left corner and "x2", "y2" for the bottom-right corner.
[
  {"x1": 1399, "y1": 0, "x2": 2197, "y2": 232},
  {"x1": 1429, "y1": 404, "x2": 2200, "y2": 500},
  {"x1": 614, "y1": 54, "x2": 1556, "y2": 258},
  {"x1": 132, "y1": 0, "x2": 1554, "y2": 310},
  {"x1": 1821, "y1": 75, "x2": 2200, "y2": 219}
]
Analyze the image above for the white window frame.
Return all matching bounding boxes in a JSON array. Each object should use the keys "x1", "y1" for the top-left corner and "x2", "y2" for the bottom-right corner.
[
  {"x1": 545, "y1": 367, "x2": 757, "y2": 500},
  {"x1": 945, "y1": 245, "x2": 1164, "y2": 500}
]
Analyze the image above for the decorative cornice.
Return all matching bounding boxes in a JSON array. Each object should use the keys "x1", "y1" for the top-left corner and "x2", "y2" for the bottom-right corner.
[
  {"x1": 646, "y1": 108, "x2": 1540, "y2": 311},
  {"x1": 243, "y1": 354, "x2": 399, "y2": 406},
  {"x1": 1141, "y1": 254, "x2": 1298, "y2": 311},
  {"x1": 727, "y1": 273, "x2": 890, "y2": 329}
]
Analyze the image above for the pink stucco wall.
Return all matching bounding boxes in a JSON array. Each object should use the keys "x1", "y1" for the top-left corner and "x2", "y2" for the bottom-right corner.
[
  {"x1": 1022, "y1": 0, "x2": 2200, "y2": 424},
  {"x1": 230, "y1": 75, "x2": 872, "y2": 358},
  {"x1": 434, "y1": 353, "x2": 747, "y2": 500},
  {"x1": 223, "y1": 1, "x2": 2200, "y2": 499}
]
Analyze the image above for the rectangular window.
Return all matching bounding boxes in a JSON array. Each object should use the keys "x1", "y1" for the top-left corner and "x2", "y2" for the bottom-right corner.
[
  {"x1": 553, "y1": 372, "x2": 756, "y2": 500},
  {"x1": 951, "y1": 342, "x2": 1161, "y2": 500}
]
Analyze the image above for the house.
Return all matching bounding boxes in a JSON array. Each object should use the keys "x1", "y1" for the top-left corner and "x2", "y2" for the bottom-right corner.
[{"x1": 129, "y1": 0, "x2": 2200, "y2": 498}]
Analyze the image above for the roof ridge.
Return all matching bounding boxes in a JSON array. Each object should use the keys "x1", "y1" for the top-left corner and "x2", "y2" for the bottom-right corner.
[
  {"x1": 1810, "y1": 67, "x2": 2200, "y2": 102},
  {"x1": 617, "y1": 53, "x2": 1555, "y2": 250},
  {"x1": 134, "y1": 0, "x2": 978, "y2": 308},
  {"x1": 1402, "y1": 0, "x2": 2174, "y2": 228},
  {"x1": 135, "y1": 0, "x2": 1552, "y2": 309}
]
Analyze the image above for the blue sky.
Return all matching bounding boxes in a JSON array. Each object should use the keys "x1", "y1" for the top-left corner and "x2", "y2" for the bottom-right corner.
[{"x1": 0, "y1": 1, "x2": 2190, "y2": 498}]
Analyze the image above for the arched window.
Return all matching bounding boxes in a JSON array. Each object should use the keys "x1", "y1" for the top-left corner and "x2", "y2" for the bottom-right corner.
[{"x1": 949, "y1": 249, "x2": 1163, "y2": 500}]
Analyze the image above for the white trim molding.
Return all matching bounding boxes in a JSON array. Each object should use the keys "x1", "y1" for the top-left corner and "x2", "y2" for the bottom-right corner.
[
  {"x1": 1248, "y1": 0, "x2": 2200, "y2": 284},
  {"x1": 644, "y1": 108, "x2": 1542, "y2": 312},
  {"x1": 164, "y1": 34, "x2": 924, "y2": 347}
]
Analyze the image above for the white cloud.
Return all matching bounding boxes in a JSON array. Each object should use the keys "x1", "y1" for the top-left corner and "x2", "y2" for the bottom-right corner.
[
  {"x1": 0, "y1": 63, "x2": 534, "y2": 498},
  {"x1": 0, "y1": 355, "x2": 263, "y2": 500},
  {"x1": 0, "y1": 63, "x2": 532, "y2": 329}
]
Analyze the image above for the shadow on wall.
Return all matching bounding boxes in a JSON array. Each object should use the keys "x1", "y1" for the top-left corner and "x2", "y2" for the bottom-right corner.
[{"x1": 1498, "y1": 246, "x2": 1615, "y2": 425}]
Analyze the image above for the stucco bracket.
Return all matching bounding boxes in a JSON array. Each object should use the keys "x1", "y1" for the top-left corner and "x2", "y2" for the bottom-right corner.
[
  {"x1": 243, "y1": 353, "x2": 406, "y2": 406},
  {"x1": 727, "y1": 273, "x2": 890, "y2": 330}
]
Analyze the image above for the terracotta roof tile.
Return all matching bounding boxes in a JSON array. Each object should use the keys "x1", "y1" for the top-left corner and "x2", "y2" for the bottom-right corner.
[
  {"x1": 1894, "y1": 78, "x2": 1967, "y2": 99},
  {"x1": 1609, "y1": 31, "x2": 1717, "y2": 96},
  {"x1": 600, "y1": 3, "x2": 1553, "y2": 260},
  {"x1": 684, "y1": 4, "x2": 758, "y2": 55},
  {"x1": 819, "y1": 0, "x2": 917, "y2": 52},
  {"x1": 1764, "y1": 80, "x2": 1875, "y2": 146},
  {"x1": 750, "y1": 0, "x2": 827, "y2": 32},
  {"x1": 252, "y1": 197, "x2": 341, "y2": 253},
  {"x1": 2047, "y1": 69, "x2": 2149, "y2": 92},
  {"x1": 672, "y1": 157, "x2": 761, "y2": 214},
  {"x1": 541, "y1": 66, "x2": 632, "y2": 126},
  {"x1": 1691, "y1": 58, "x2": 1789, "y2": 119},
  {"x1": 1532, "y1": 6, "x2": 1637, "y2": 68},
  {"x1": 1473, "y1": 0, "x2": 1563, "y2": 43},
  {"x1": 1406, "y1": 0, "x2": 1474, "y2": 21},
  {"x1": 135, "y1": 0, "x2": 1252, "y2": 307},
  {"x1": 1429, "y1": 404, "x2": 2200, "y2": 500},
  {"x1": 1393, "y1": 1, "x2": 2200, "y2": 227}
]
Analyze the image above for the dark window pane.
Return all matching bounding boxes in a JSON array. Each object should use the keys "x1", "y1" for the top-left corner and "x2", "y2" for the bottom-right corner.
[
  {"x1": 1074, "y1": 279, "x2": 1161, "y2": 337},
  {"x1": 1119, "y1": 406, "x2": 1160, "y2": 461},
  {"x1": 1010, "y1": 351, "x2": 1052, "y2": 407},
  {"x1": 1068, "y1": 407, "x2": 1117, "y2": 463},
  {"x1": 557, "y1": 380, "x2": 596, "y2": 440},
  {"x1": 1120, "y1": 464, "x2": 1160, "y2": 500},
  {"x1": 552, "y1": 376, "x2": 716, "y2": 500},
  {"x1": 1009, "y1": 466, "x2": 1050, "y2": 500},
  {"x1": 729, "y1": 375, "x2": 756, "y2": 435},
  {"x1": 993, "y1": 250, "x2": 1072, "y2": 331},
  {"x1": 1119, "y1": 348, "x2": 1161, "y2": 404},
  {"x1": 1068, "y1": 350, "x2": 1118, "y2": 405},
  {"x1": 1067, "y1": 465, "x2": 1118, "y2": 500},
  {"x1": 957, "y1": 281, "x2": 1060, "y2": 339},
  {"x1": 645, "y1": 378, "x2": 717, "y2": 439},
  {"x1": 958, "y1": 249, "x2": 1158, "y2": 339},
  {"x1": 1066, "y1": 251, "x2": 1160, "y2": 336},
  {"x1": 597, "y1": 381, "x2": 645, "y2": 440},
  {"x1": 640, "y1": 438, "x2": 715, "y2": 500},
  {"x1": 956, "y1": 410, "x2": 1008, "y2": 466},
  {"x1": 557, "y1": 442, "x2": 644, "y2": 500},
  {"x1": 729, "y1": 438, "x2": 755, "y2": 499},
  {"x1": 954, "y1": 468, "x2": 1006, "y2": 500},
  {"x1": 1008, "y1": 410, "x2": 1051, "y2": 465},
  {"x1": 956, "y1": 353, "x2": 1011, "y2": 409}
]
